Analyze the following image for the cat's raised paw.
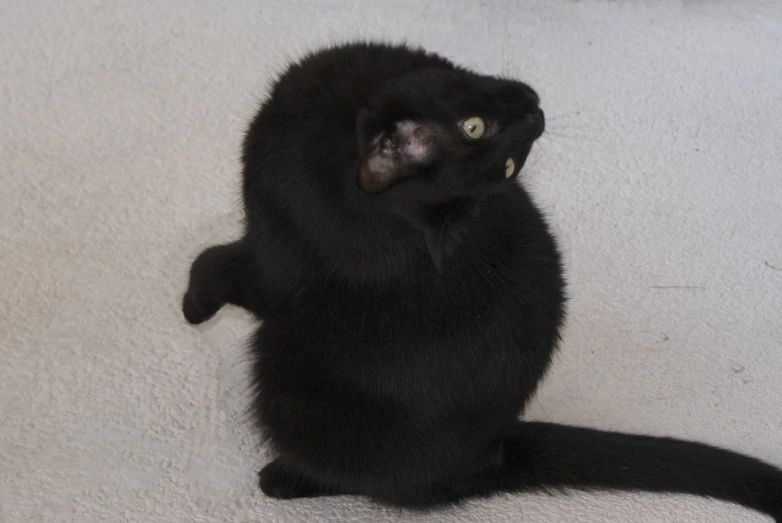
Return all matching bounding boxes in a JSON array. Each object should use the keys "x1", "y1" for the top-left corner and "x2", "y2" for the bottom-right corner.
[{"x1": 181, "y1": 291, "x2": 220, "y2": 325}]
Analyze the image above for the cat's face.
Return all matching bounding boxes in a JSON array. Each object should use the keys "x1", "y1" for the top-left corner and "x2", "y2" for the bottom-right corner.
[{"x1": 356, "y1": 69, "x2": 544, "y2": 200}]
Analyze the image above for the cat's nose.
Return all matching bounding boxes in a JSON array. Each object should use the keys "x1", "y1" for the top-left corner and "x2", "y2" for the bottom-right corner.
[
  {"x1": 525, "y1": 108, "x2": 545, "y2": 139},
  {"x1": 520, "y1": 85, "x2": 540, "y2": 105}
]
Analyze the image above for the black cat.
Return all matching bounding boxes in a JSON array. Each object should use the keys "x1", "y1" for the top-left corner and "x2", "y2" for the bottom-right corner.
[{"x1": 183, "y1": 42, "x2": 782, "y2": 520}]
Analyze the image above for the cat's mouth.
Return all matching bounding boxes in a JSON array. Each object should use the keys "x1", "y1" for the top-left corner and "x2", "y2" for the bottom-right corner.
[
  {"x1": 511, "y1": 142, "x2": 533, "y2": 175},
  {"x1": 500, "y1": 111, "x2": 544, "y2": 180}
]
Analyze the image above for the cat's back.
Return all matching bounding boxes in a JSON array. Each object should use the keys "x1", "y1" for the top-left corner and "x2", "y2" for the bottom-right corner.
[{"x1": 268, "y1": 43, "x2": 456, "y2": 116}]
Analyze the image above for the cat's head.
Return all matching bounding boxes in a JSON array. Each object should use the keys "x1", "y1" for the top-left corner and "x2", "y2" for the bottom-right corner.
[{"x1": 356, "y1": 68, "x2": 544, "y2": 200}]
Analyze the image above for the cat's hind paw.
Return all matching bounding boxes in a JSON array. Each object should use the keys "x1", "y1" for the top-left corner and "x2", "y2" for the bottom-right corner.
[{"x1": 259, "y1": 461, "x2": 339, "y2": 500}]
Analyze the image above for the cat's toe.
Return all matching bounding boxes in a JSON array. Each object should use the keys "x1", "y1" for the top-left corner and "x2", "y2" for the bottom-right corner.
[{"x1": 182, "y1": 291, "x2": 219, "y2": 325}]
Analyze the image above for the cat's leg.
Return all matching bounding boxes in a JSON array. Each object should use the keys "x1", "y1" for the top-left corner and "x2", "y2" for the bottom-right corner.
[
  {"x1": 388, "y1": 443, "x2": 505, "y2": 507},
  {"x1": 182, "y1": 240, "x2": 263, "y2": 323},
  {"x1": 259, "y1": 460, "x2": 348, "y2": 500}
]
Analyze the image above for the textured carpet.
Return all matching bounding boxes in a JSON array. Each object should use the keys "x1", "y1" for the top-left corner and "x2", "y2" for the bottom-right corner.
[{"x1": 2, "y1": 1, "x2": 781, "y2": 522}]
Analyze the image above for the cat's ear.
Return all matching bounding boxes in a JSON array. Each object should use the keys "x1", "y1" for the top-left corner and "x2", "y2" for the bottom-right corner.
[
  {"x1": 357, "y1": 141, "x2": 404, "y2": 194},
  {"x1": 356, "y1": 108, "x2": 376, "y2": 157},
  {"x1": 356, "y1": 110, "x2": 434, "y2": 193},
  {"x1": 356, "y1": 109, "x2": 406, "y2": 193}
]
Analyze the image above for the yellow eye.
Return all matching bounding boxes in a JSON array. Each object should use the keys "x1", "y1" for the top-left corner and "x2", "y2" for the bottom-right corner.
[
  {"x1": 505, "y1": 157, "x2": 515, "y2": 178},
  {"x1": 460, "y1": 117, "x2": 485, "y2": 139}
]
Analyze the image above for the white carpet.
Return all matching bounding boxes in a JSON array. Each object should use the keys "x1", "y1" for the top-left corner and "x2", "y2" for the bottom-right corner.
[{"x1": 2, "y1": 1, "x2": 781, "y2": 521}]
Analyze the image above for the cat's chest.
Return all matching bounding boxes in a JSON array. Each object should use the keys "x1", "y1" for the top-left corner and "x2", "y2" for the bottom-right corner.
[{"x1": 315, "y1": 272, "x2": 503, "y2": 341}]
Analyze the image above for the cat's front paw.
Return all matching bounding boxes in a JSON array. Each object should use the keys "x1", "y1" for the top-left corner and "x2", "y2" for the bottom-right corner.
[
  {"x1": 182, "y1": 247, "x2": 228, "y2": 324},
  {"x1": 181, "y1": 290, "x2": 220, "y2": 325}
]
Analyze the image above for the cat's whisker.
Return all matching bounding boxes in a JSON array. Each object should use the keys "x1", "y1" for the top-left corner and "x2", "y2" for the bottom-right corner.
[
  {"x1": 545, "y1": 110, "x2": 592, "y2": 122},
  {"x1": 541, "y1": 130, "x2": 602, "y2": 144},
  {"x1": 545, "y1": 121, "x2": 591, "y2": 134},
  {"x1": 530, "y1": 141, "x2": 549, "y2": 160},
  {"x1": 522, "y1": 144, "x2": 549, "y2": 175},
  {"x1": 545, "y1": 116, "x2": 593, "y2": 131}
]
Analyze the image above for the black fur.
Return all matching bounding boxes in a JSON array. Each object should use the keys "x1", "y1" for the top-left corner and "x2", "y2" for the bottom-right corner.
[{"x1": 183, "y1": 42, "x2": 782, "y2": 520}]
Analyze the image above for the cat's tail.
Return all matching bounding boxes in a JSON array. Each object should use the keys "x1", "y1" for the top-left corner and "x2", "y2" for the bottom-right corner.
[{"x1": 486, "y1": 421, "x2": 782, "y2": 521}]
